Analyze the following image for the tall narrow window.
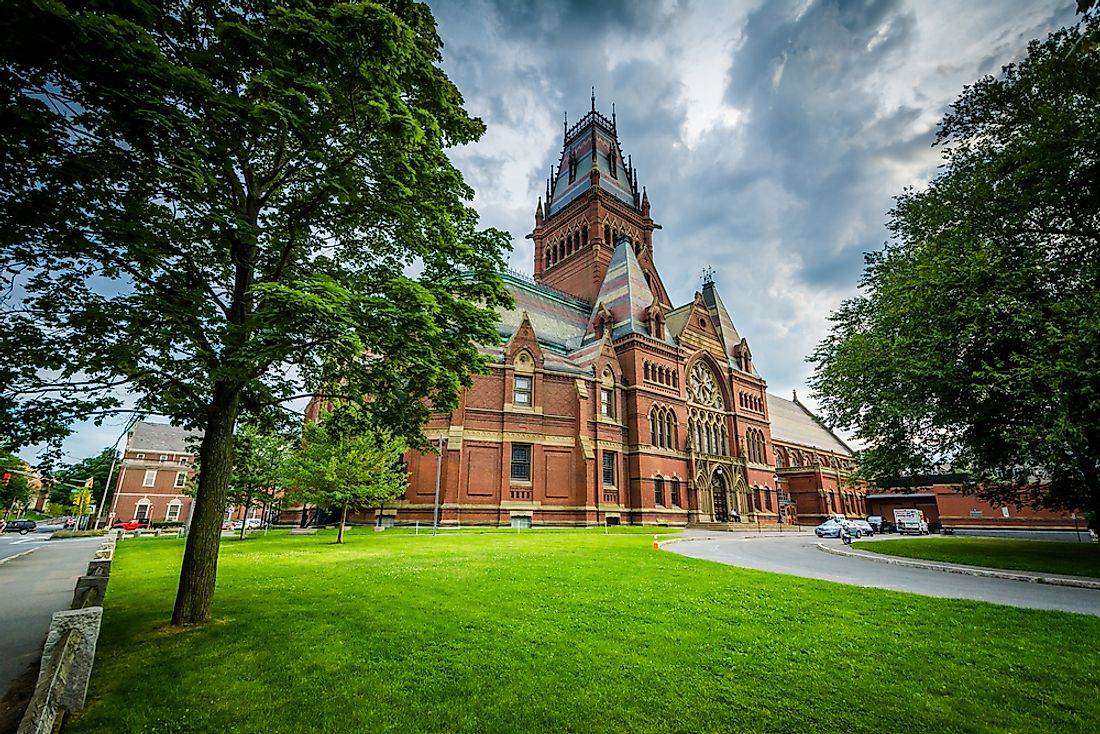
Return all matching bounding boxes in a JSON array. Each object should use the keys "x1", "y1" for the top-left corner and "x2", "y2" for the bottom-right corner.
[
  {"x1": 670, "y1": 479, "x2": 681, "y2": 507},
  {"x1": 143, "y1": 469, "x2": 157, "y2": 487},
  {"x1": 510, "y1": 444, "x2": 531, "y2": 481},
  {"x1": 174, "y1": 471, "x2": 187, "y2": 488},
  {"x1": 602, "y1": 451, "x2": 616, "y2": 486},
  {"x1": 601, "y1": 388, "x2": 614, "y2": 418},
  {"x1": 654, "y1": 477, "x2": 664, "y2": 506},
  {"x1": 514, "y1": 375, "x2": 532, "y2": 406},
  {"x1": 135, "y1": 500, "x2": 150, "y2": 521},
  {"x1": 165, "y1": 501, "x2": 182, "y2": 522}
]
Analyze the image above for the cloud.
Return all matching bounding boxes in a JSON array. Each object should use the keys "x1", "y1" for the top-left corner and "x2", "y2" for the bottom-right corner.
[{"x1": 28, "y1": 0, "x2": 1080, "y2": 460}]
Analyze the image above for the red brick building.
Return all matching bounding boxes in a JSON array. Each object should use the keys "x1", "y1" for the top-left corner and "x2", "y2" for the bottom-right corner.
[
  {"x1": 108, "y1": 421, "x2": 201, "y2": 526},
  {"x1": 382, "y1": 104, "x2": 866, "y2": 528},
  {"x1": 866, "y1": 476, "x2": 1078, "y2": 532}
]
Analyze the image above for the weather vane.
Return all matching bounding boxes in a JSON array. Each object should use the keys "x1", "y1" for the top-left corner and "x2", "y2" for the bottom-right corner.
[{"x1": 701, "y1": 266, "x2": 715, "y2": 286}]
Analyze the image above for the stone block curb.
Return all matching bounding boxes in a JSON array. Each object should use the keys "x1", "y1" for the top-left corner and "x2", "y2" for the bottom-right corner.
[{"x1": 816, "y1": 542, "x2": 1100, "y2": 590}]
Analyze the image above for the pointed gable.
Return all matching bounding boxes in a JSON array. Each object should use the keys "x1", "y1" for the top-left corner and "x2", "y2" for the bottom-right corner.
[
  {"x1": 701, "y1": 281, "x2": 758, "y2": 376},
  {"x1": 581, "y1": 237, "x2": 662, "y2": 344},
  {"x1": 504, "y1": 311, "x2": 545, "y2": 367}
]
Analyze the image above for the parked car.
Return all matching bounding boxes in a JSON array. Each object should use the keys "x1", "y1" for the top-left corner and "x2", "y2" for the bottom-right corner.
[
  {"x1": 866, "y1": 515, "x2": 884, "y2": 533},
  {"x1": 815, "y1": 519, "x2": 847, "y2": 538},
  {"x1": 851, "y1": 519, "x2": 874, "y2": 537},
  {"x1": 2, "y1": 519, "x2": 37, "y2": 534},
  {"x1": 221, "y1": 520, "x2": 240, "y2": 530},
  {"x1": 112, "y1": 519, "x2": 152, "y2": 530}
]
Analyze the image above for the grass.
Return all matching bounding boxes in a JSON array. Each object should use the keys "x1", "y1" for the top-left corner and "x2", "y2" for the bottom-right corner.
[
  {"x1": 68, "y1": 529, "x2": 1100, "y2": 734},
  {"x1": 852, "y1": 537, "x2": 1100, "y2": 578}
]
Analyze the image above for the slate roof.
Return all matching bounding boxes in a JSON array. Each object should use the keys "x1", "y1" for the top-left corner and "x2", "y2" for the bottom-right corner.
[
  {"x1": 547, "y1": 109, "x2": 638, "y2": 217},
  {"x1": 766, "y1": 394, "x2": 852, "y2": 456},
  {"x1": 583, "y1": 239, "x2": 675, "y2": 346},
  {"x1": 701, "y1": 282, "x2": 760, "y2": 376},
  {"x1": 127, "y1": 421, "x2": 202, "y2": 454}
]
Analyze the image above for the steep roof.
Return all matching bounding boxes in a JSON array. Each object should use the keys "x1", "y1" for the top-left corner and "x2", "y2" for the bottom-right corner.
[
  {"x1": 496, "y1": 272, "x2": 591, "y2": 354},
  {"x1": 127, "y1": 421, "x2": 202, "y2": 454},
  {"x1": 583, "y1": 238, "x2": 673, "y2": 345},
  {"x1": 766, "y1": 393, "x2": 852, "y2": 456},
  {"x1": 546, "y1": 106, "x2": 638, "y2": 217}
]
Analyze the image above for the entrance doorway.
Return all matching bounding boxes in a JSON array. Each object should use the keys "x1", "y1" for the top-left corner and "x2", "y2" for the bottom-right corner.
[{"x1": 712, "y1": 469, "x2": 729, "y2": 522}]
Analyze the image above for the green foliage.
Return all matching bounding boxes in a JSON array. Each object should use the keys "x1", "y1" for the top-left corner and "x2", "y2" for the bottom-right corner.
[
  {"x1": 226, "y1": 422, "x2": 291, "y2": 537},
  {"x1": 0, "y1": 0, "x2": 510, "y2": 622},
  {"x1": 810, "y1": 15, "x2": 1100, "y2": 523},
  {"x1": 51, "y1": 447, "x2": 119, "y2": 508},
  {"x1": 1, "y1": 451, "x2": 32, "y2": 512},
  {"x1": 289, "y1": 410, "x2": 407, "y2": 542},
  {"x1": 68, "y1": 532, "x2": 1100, "y2": 733}
]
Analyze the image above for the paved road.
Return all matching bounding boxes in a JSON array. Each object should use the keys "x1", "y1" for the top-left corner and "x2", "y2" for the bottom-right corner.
[
  {"x1": 668, "y1": 531, "x2": 1100, "y2": 617},
  {"x1": 0, "y1": 534, "x2": 102, "y2": 698}
]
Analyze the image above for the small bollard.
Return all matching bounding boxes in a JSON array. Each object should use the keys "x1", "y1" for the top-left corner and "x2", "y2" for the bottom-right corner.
[{"x1": 652, "y1": 534, "x2": 659, "y2": 551}]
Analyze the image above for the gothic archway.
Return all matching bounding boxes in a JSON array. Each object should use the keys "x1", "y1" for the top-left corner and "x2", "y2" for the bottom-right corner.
[{"x1": 711, "y1": 467, "x2": 729, "y2": 522}]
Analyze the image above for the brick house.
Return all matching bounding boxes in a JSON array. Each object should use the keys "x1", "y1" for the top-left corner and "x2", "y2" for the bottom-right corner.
[
  {"x1": 108, "y1": 421, "x2": 201, "y2": 525},
  {"x1": 375, "y1": 103, "x2": 866, "y2": 528}
]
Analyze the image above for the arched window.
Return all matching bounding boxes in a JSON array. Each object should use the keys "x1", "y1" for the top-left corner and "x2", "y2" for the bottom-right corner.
[
  {"x1": 604, "y1": 223, "x2": 611, "y2": 243},
  {"x1": 582, "y1": 226, "x2": 588, "y2": 246},
  {"x1": 775, "y1": 448, "x2": 785, "y2": 469},
  {"x1": 670, "y1": 478, "x2": 681, "y2": 507},
  {"x1": 165, "y1": 499, "x2": 182, "y2": 522},
  {"x1": 654, "y1": 476, "x2": 664, "y2": 506},
  {"x1": 135, "y1": 499, "x2": 151, "y2": 521}
]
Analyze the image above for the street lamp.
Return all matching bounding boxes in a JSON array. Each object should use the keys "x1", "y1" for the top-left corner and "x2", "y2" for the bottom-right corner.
[{"x1": 431, "y1": 432, "x2": 444, "y2": 536}]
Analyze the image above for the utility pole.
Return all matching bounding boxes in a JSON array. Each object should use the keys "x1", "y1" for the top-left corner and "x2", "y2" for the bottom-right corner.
[{"x1": 431, "y1": 432, "x2": 444, "y2": 536}]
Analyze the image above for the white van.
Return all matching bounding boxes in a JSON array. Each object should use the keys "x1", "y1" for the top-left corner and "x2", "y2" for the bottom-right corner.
[{"x1": 893, "y1": 509, "x2": 929, "y2": 535}]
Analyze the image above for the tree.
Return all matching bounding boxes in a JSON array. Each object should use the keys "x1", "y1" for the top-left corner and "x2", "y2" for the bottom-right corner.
[
  {"x1": 226, "y1": 422, "x2": 291, "y2": 540},
  {"x1": 52, "y1": 447, "x2": 120, "y2": 519},
  {"x1": 0, "y1": 1, "x2": 511, "y2": 624},
  {"x1": 289, "y1": 411, "x2": 408, "y2": 544},
  {"x1": 1, "y1": 453, "x2": 32, "y2": 518},
  {"x1": 809, "y1": 14, "x2": 1100, "y2": 529}
]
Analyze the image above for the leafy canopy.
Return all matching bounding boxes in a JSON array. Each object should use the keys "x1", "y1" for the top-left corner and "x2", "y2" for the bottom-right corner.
[
  {"x1": 0, "y1": 0, "x2": 512, "y2": 449},
  {"x1": 289, "y1": 408, "x2": 408, "y2": 541},
  {"x1": 809, "y1": 14, "x2": 1100, "y2": 520},
  {"x1": 0, "y1": 0, "x2": 510, "y2": 624}
]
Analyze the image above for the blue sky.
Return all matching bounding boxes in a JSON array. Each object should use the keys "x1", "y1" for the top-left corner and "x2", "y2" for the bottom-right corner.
[{"x1": 24, "y1": 0, "x2": 1079, "y2": 465}]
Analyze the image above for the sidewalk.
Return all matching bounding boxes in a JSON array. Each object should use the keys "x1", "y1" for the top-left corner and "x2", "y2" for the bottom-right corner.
[{"x1": 817, "y1": 542, "x2": 1100, "y2": 590}]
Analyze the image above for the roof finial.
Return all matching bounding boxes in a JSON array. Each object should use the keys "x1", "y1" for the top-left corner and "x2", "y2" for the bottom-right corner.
[
  {"x1": 591, "y1": 86, "x2": 596, "y2": 113},
  {"x1": 563, "y1": 111, "x2": 567, "y2": 140},
  {"x1": 612, "y1": 102, "x2": 616, "y2": 128},
  {"x1": 702, "y1": 266, "x2": 715, "y2": 287},
  {"x1": 792, "y1": 388, "x2": 798, "y2": 402}
]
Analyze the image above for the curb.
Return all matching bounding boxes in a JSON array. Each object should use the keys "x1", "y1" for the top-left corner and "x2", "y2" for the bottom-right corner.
[
  {"x1": 0, "y1": 548, "x2": 39, "y2": 566},
  {"x1": 816, "y1": 542, "x2": 1100, "y2": 590},
  {"x1": 658, "y1": 531, "x2": 814, "y2": 550}
]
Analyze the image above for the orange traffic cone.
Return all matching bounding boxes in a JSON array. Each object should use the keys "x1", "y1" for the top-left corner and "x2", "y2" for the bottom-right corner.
[{"x1": 653, "y1": 533, "x2": 659, "y2": 550}]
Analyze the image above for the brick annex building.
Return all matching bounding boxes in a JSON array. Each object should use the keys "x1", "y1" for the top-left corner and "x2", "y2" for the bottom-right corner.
[{"x1": 389, "y1": 104, "x2": 866, "y2": 528}]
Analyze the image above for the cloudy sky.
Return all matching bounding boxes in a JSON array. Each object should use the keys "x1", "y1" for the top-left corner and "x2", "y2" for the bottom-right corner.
[
  {"x1": 433, "y1": 0, "x2": 1076, "y2": 395},
  {"x1": 26, "y1": 0, "x2": 1079, "y2": 465}
]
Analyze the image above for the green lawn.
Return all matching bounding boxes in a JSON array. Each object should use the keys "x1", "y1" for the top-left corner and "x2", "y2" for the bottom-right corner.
[
  {"x1": 852, "y1": 537, "x2": 1100, "y2": 578},
  {"x1": 69, "y1": 530, "x2": 1100, "y2": 733}
]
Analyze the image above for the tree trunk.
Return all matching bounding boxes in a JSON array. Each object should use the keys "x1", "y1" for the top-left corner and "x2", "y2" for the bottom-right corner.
[
  {"x1": 238, "y1": 488, "x2": 251, "y2": 542},
  {"x1": 172, "y1": 382, "x2": 242, "y2": 626},
  {"x1": 337, "y1": 504, "x2": 347, "y2": 544}
]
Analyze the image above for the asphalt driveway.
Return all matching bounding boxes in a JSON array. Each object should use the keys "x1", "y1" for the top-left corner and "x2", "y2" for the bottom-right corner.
[{"x1": 666, "y1": 531, "x2": 1100, "y2": 617}]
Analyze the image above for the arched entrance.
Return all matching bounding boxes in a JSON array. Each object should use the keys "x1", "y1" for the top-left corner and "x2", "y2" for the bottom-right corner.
[{"x1": 711, "y1": 468, "x2": 729, "y2": 522}]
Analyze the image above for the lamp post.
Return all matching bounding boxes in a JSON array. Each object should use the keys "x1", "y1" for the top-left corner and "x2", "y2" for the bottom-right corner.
[{"x1": 431, "y1": 432, "x2": 444, "y2": 536}]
